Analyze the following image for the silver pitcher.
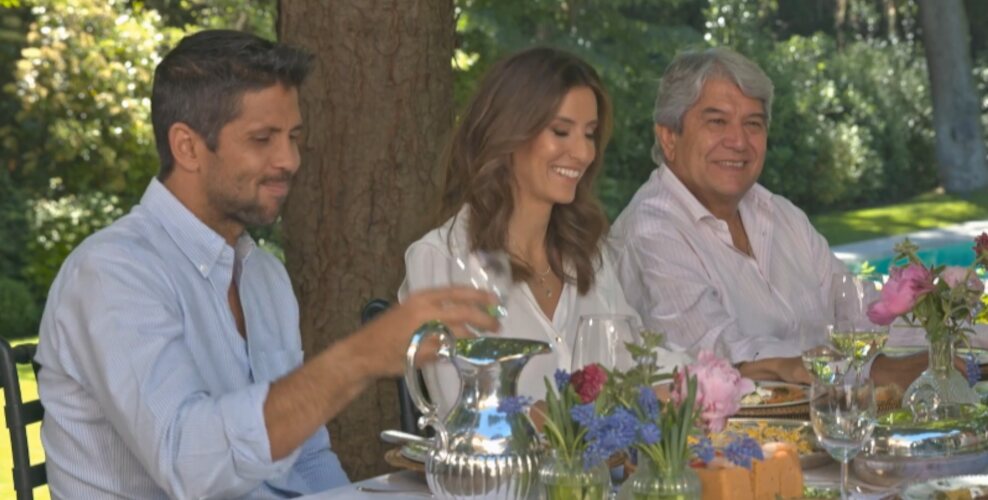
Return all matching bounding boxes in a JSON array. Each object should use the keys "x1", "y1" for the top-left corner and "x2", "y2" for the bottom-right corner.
[{"x1": 405, "y1": 322, "x2": 551, "y2": 499}]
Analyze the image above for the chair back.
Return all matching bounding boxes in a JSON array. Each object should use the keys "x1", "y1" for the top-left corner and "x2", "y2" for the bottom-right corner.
[
  {"x1": 360, "y1": 299, "x2": 424, "y2": 435},
  {"x1": 0, "y1": 339, "x2": 45, "y2": 500}
]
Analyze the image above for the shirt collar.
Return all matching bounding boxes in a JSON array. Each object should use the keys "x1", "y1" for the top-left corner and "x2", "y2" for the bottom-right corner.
[
  {"x1": 138, "y1": 178, "x2": 255, "y2": 279},
  {"x1": 656, "y1": 163, "x2": 771, "y2": 223}
]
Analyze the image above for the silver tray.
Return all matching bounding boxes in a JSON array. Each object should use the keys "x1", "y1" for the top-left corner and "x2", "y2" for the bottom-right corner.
[{"x1": 852, "y1": 406, "x2": 988, "y2": 487}]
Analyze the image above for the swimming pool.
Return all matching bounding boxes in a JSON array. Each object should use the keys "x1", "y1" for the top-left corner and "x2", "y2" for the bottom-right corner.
[{"x1": 845, "y1": 240, "x2": 978, "y2": 275}]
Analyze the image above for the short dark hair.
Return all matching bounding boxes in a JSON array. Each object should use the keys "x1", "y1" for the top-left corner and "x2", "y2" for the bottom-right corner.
[{"x1": 151, "y1": 29, "x2": 313, "y2": 179}]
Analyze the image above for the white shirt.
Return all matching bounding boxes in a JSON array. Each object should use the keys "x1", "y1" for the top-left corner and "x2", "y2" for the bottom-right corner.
[
  {"x1": 609, "y1": 166, "x2": 846, "y2": 364},
  {"x1": 399, "y1": 208, "x2": 666, "y2": 416},
  {"x1": 36, "y1": 179, "x2": 347, "y2": 499}
]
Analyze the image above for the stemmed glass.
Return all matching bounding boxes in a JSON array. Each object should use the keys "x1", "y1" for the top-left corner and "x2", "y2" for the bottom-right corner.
[
  {"x1": 830, "y1": 273, "x2": 890, "y2": 379},
  {"x1": 571, "y1": 314, "x2": 638, "y2": 371},
  {"x1": 450, "y1": 249, "x2": 512, "y2": 335},
  {"x1": 810, "y1": 379, "x2": 877, "y2": 500}
]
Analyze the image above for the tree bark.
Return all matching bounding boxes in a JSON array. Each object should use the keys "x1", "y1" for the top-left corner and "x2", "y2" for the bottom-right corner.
[
  {"x1": 278, "y1": 0, "x2": 454, "y2": 480},
  {"x1": 918, "y1": 0, "x2": 988, "y2": 192}
]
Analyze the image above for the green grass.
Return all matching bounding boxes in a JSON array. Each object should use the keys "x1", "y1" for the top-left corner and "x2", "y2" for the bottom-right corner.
[
  {"x1": 811, "y1": 189, "x2": 988, "y2": 246},
  {"x1": 0, "y1": 338, "x2": 49, "y2": 500}
]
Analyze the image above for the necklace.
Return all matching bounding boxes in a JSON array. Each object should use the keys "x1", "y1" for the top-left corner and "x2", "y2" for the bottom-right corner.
[{"x1": 534, "y1": 266, "x2": 553, "y2": 298}]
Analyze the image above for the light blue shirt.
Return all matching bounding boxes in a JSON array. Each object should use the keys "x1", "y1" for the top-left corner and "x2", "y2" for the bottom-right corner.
[{"x1": 36, "y1": 179, "x2": 348, "y2": 499}]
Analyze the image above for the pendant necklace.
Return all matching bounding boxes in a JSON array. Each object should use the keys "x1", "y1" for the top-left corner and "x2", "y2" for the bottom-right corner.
[{"x1": 535, "y1": 266, "x2": 553, "y2": 298}]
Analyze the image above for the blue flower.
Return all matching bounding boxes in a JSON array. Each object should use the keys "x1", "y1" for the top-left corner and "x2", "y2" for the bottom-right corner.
[
  {"x1": 966, "y1": 353, "x2": 980, "y2": 387},
  {"x1": 693, "y1": 437, "x2": 715, "y2": 463},
  {"x1": 554, "y1": 369, "x2": 571, "y2": 391},
  {"x1": 570, "y1": 403, "x2": 597, "y2": 428},
  {"x1": 496, "y1": 396, "x2": 532, "y2": 416},
  {"x1": 639, "y1": 422, "x2": 661, "y2": 445},
  {"x1": 724, "y1": 435, "x2": 763, "y2": 469},
  {"x1": 637, "y1": 385, "x2": 660, "y2": 421}
]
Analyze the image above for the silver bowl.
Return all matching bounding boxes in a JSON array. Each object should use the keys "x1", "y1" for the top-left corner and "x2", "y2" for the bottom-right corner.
[{"x1": 853, "y1": 406, "x2": 988, "y2": 487}]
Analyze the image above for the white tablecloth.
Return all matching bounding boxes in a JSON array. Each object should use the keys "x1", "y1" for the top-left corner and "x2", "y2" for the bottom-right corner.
[{"x1": 300, "y1": 461, "x2": 897, "y2": 499}]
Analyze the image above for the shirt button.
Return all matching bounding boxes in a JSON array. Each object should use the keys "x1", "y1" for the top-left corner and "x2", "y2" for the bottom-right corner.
[
  {"x1": 199, "y1": 264, "x2": 207, "y2": 274},
  {"x1": 556, "y1": 336, "x2": 562, "y2": 343}
]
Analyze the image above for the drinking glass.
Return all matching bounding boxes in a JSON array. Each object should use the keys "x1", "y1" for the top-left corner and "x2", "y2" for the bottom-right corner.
[
  {"x1": 810, "y1": 380, "x2": 877, "y2": 500},
  {"x1": 572, "y1": 314, "x2": 638, "y2": 371},
  {"x1": 830, "y1": 273, "x2": 890, "y2": 377},
  {"x1": 450, "y1": 249, "x2": 512, "y2": 334},
  {"x1": 801, "y1": 345, "x2": 851, "y2": 384}
]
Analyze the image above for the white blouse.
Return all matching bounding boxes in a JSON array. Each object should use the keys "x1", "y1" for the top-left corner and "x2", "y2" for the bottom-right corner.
[{"x1": 399, "y1": 207, "x2": 681, "y2": 416}]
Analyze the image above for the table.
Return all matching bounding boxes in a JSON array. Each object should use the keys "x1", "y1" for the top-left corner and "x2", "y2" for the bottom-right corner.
[{"x1": 299, "y1": 462, "x2": 894, "y2": 499}]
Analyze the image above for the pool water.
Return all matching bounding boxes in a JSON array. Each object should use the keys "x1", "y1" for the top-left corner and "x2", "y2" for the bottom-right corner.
[{"x1": 847, "y1": 241, "x2": 977, "y2": 275}]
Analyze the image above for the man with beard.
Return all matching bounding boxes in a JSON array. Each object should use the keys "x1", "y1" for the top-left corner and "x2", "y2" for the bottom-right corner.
[{"x1": 35, "y1": 30, "x2": 497, "y2": 498}]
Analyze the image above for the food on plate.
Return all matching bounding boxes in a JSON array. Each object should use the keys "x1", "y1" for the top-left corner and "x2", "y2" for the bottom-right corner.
[
  {"x1": 695, "y1": 442, "x2": 804, "y2": 500},
  {"x1": 740, "y1": 385, "x2": 807, "y2": 406},
  {"x1": 710, "y1": 420, "x2": 814, "y2": 455}
]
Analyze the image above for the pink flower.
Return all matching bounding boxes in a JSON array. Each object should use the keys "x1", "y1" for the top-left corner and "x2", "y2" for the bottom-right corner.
[
  {"x1": 941, "y1": 266, "x2": 985, "y2": 294},
  {"x1": 570, "y1": 364, "x2": 608, "y2": 403},
  {"x1": 672, "y1": 351, "x2": 755, "y2": 433},
  {"x1": 866, "y1": 263, "x2": 935, "y2": 325},
  {"x1": 975, "y1": 233, "x2": 988, "y2": 258}
]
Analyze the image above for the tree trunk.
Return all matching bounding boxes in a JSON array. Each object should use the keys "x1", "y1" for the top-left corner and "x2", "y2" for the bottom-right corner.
[
  {"x1": 918, "y1": 0, "x2": 988, "y2": 192},
  {"x1": 278, "y1": 0, "x2": 454, "y2": 480}
]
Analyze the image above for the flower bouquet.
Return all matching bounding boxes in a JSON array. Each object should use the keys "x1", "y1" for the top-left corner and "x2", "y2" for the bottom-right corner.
[
  {"x1": 610, "y1": 340, "x2": 761, "y2": 500},
  {"x1": 866, "y1": 234, "x2": 988, "y2": 415},
  {"x1": 499, "y1": 363, "x2": 636, "y2": 500}
]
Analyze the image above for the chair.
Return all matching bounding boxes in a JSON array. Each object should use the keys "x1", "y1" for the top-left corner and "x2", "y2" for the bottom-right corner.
[
  {"x1": 360, "y1": 299, "x2": 424, "y2": 435},
  {"x1": 0, "y1": 339, "x2": 46, "y2": 500}
]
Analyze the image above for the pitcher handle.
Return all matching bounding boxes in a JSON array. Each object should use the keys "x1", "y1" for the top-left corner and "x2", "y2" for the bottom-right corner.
[{"x1": 405, "y1": 321, "x2": 454, "y2": 445}]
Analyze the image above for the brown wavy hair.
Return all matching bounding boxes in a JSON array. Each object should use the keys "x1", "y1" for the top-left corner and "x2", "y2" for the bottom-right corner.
[{"x1": 438, "y1": 46, "x2": 612, "y2": 295}]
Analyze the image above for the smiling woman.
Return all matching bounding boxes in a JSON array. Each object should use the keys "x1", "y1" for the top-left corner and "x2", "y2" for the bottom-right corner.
[{"x1": 397, "y1": 46, "x2": 651, "y2": 417}]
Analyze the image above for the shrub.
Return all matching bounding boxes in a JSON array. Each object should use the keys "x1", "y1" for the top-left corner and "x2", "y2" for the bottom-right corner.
[{"x1": 0, "y1": 277, "x2": 39, "y2": 340}]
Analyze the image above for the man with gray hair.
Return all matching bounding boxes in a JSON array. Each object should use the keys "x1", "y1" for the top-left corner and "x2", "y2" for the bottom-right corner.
[{"x1": 610, "y1": 47, "x2": 927, "y2": 387}]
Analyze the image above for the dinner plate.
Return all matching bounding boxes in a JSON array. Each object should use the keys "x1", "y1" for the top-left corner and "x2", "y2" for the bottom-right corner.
[
  {"x1": 884, "y1": 345, "x2": 988, "y2": 364},
  {"x1": 901, "y1": 474, "x2": 988, "y2": 499},
  {"x1": 740, "y1": 381, "x2": 810, "y2": 409}
]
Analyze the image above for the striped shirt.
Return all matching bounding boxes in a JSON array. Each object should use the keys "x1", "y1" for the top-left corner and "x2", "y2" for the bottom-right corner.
[
  {"x1": 609, "y1": 165, "x2": 845, "y2": 363},
  {"x1": 36, "y1": 179, "x2": 347, "y2": 499}
]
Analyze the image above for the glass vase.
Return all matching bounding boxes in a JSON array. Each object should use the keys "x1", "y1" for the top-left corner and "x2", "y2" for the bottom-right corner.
[
  {"x1": 623, "y1": 456, "x2": 700, "y2": 500},
  {"x1": 903, "y1": 333, "x2": 979, "y2": 421},
  {"x1": 538, "y1": 450, "x2": 610, "y2": 500}
]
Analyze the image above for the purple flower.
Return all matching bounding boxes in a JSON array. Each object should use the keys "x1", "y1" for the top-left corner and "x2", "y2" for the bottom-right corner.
[
  {"x1": 693, "y1": 437, "x2": 715, "y2": 463},
  {"x1": 724, "y1": 435, "x2": 763, "y2": 469},
  {"x1": 496, "y1": 396, "x2": 532, "y2": 416},
  {"x1": 570, "y1": 403, "x2": 597, "y2": 428},
  {"x1": 637, "y1": 385, "x2": 660, "y2": 421},
  {"x1": 580, "y1": 408, "x2": 639, "y2": 468},
  {"x1": 554, "y1": 369, "x2": 570, "y2": 391},
  {"x1": 639, "y1": 422, "x2": 661, "y2": 445},
  {"x1": 966, "y1": 353, "x2": 980, "y2": 387}
]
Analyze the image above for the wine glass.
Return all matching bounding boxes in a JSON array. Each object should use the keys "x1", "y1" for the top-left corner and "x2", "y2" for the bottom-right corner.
[
  {"x1": 810, "y1": 379, "x2": 877, "y2": 500},
  {"x1": 450, "y1": 249, "x2": 512, "y2": 334},
  {"x1": 572, "y1": 314, "x2": 638, "y2": 371},
  {"x1": 801, "y1": 345, "x2": 851, "y2": 384},
  {"x1": 830, "y1": 273, "x2": 890, "y2": 378}
]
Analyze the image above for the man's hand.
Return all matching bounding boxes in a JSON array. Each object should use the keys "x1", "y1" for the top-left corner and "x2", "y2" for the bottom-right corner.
[
  {"x1": 870, "y1": 352, "x2": 971, "y2": 391},
  {"x1": 736, "y1": 356, "x2": 813, "y2": 385},
  {"x1": 352, "y1": 287, "x2": 499, "y2": 377}
]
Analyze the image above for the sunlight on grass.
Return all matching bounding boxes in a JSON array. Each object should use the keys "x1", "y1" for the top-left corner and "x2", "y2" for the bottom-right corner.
[
  {"x1": 0, "y1": 338, "x2": 49, "y2": 500},
  {"x1": 812, "y1": 190, "x2": 988, "y2": 246}
]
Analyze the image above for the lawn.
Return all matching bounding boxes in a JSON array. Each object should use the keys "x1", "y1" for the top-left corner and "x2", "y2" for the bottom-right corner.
[{"x1": 811, "y1": 189, "x2": 988, "y2": 246}]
